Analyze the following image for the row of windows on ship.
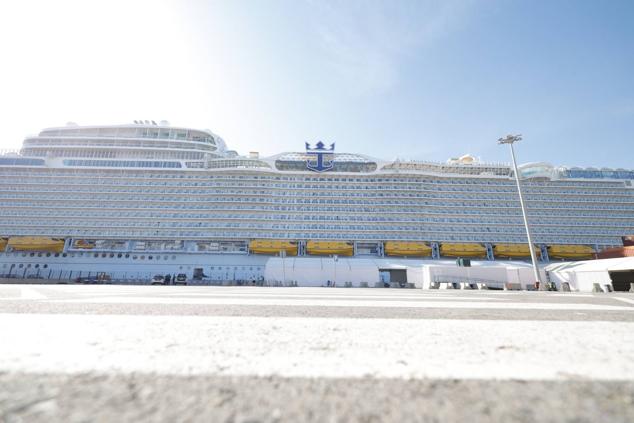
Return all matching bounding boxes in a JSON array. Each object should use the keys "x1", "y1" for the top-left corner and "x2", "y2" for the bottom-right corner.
[
  {"x1": 26, "y1": 137, "x2": 216, "y2": 148},
  {"x1": 0, "y1": 169, "x2": 629, "y2": 187},
  {"x1": 1, "y1": 229, "x2": 627, "y2": 244},
  {"x1": 3, "y1": 190, "x2": 631, "y2": 206},
  {"x1": 2, "y1": 206, "x2": 631, "y2": 220},
  {"x1": 2, "y1": 252, "x2": 261, "y2": 263},
  {"x1": 25, "y1": 149, "x2": 209, "y2": 160},
  {"x1": 2, "y1": 210, "x2": 632, "y2": 226},
  {"x1": 3, "y1": 181, "x2": 630, "y2": 197},
  {"x1": 37, "y1": 127, "x2": 215, "y2": 143},
  {"x1": 1, "y1": 196, "x2": 631, "y2": 211}
]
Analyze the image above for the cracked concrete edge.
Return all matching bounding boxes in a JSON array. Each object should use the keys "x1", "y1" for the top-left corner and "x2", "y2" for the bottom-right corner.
[{"x1": 1, "y1": 372, "x2": 634, "y2": 423}]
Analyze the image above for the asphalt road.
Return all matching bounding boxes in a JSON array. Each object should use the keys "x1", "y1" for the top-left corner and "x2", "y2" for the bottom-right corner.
[{"x1": 1, "y1": 285, "x2": 634, "y2": 422}]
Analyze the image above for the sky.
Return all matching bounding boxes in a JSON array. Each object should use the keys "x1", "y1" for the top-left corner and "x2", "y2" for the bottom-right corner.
[{"x1": 0, "y1": 0, "x2": 633, "y2": 167}]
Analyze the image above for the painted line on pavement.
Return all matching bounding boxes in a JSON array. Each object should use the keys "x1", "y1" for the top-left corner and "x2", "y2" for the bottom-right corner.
[
  {"x1": 612, "y1": 297, "x2": 634, "y2": 306},
  {"x1": 47, "y1": 296, "x2": 634, "y2": 311}
]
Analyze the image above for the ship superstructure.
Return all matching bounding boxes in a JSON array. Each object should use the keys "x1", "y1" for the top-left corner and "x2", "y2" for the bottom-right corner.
[{"x1": 0, "y1": 121, "x2": 633, "y2": 282}]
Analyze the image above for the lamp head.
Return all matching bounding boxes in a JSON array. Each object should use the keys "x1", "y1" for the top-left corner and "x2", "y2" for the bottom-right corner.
[{"x1": 498, "y1": 134, "x2": 522, "y2": 145}]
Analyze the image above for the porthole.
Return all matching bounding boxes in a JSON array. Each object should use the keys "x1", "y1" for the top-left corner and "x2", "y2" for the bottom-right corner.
[
  {"x1": 18, "y1": 264, "x2": 23, "y2": 268},
  {"x1": 148, "y1": 255, "x2": 153, "y2": 260},
  {"x1": 62, "y1": 253, "x2": 67, "y2": 257},
  {"x1": 54, "y1": 253, "x2": 60, "y2": 257},
  {"x1": 21, "y1": 253, "x2": 26, "y2": 257},
  {"x1": 109, "y1": 253, "x2": 114, "y2": 258},
  {"x1": 37, "y1": 253, "x2": 42, "y2": 257},
  {"x1": 94, "y1": 253, "x2": 99, "y2": 258},
  {"x1": 43, "y1": 264, "x2": 48, "y2": 269},
  {"x1": 29, "y1": 253, "x2": 35, "y2": 257},
  {"x1": 27, "y1": 264, "x2": 32, "y2": 268},
  {"x1": 140, "y1": 255, "x2": 145, "y2": 260},
  {"x1": 117, "y1": 253, "x2": 122, "y2": 258},
  {"x1": 35, "y1": 264, "x2": 39, "y2": 268},
  {"x1": 102, "y1": 253, "x2": 107, "y2": 258},
  {"x1": 133, "y1": 255, "x2": 138, "y2": 260},
  {"x1": 125, "y1": 254, "x2": 130, "y2": 258}
]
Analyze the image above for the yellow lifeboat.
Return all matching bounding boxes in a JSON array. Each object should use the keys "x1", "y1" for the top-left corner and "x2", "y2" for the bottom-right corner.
[
  {"x1": 249, "y1": 239, "x2": 298, "y2": 256},
  {"x1": 494, "y1": 243, "x2": 541, "y2": 258},
  {"x1": 8, "y1": 237, "x2": 65, "y2": 253},
  {"x1": 440, "y1": 243, "x2": 486, "y2": 258},
  {"x1": 384, "y1": 241, "x2": 432, "y2": 257},
  {"x1": 72, "y1": 239, "x2": 96, "y2": 249},
  {"x1": 0, "y1": 238, "x2": 7, "y2": 251},
  {"x1": 306, "y1": 241, "x2": 354, "y2": 256},
  {"x1": 548, "y1": 245, "x2": 595, "y2": 260}
]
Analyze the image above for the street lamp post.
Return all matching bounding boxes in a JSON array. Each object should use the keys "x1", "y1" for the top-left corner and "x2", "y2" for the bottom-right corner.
[
  {"x1": 280, "y1": 249, "x2": 286, "y2": 286},
  {"x1": 498, "y1": 134, "x2": 545, "y2": 290},
  {"x1": 333, "y1": 254, "x2": 338, "y2": 288}
]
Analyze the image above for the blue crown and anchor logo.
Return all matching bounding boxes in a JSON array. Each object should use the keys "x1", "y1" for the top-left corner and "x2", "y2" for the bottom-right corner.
[{"x1": 305, "y1": 141, "x2": 335, "y2": 172}]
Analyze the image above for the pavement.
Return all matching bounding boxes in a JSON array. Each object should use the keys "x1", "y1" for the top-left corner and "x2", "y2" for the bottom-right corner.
[{"x1": 1, "y1": 285, "x2": 634, "y2": 422}]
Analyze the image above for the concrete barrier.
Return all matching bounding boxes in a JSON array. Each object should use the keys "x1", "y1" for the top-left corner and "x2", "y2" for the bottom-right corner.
[
  {"x1": 504, "y1": 282, "x2": 522, "y2": 291},
  {"x1": 592, "y1": 283, "x2": 604, "y2": 293}
]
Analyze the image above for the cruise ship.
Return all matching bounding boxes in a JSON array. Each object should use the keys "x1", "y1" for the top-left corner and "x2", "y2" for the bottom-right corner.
[{"x1": 0, "y1": 121, "x2": 633, "y2": 286}]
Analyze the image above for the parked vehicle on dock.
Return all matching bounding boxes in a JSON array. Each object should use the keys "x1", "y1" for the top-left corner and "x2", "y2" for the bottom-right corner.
[
  {"x1": 74, "y1": 273, "x2": 111, "y2": 284},
  {"x1": 151, "y1": 274, "x2": 165, "y2": 285}
]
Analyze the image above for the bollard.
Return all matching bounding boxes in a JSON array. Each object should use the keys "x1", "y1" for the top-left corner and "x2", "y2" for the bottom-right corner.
[
  {"x1": 604, "y1": 284, "x2": 613, "y2": 293},
  {"x1": 592, "y1": 283, "x2": 604, "y2": 293}
]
